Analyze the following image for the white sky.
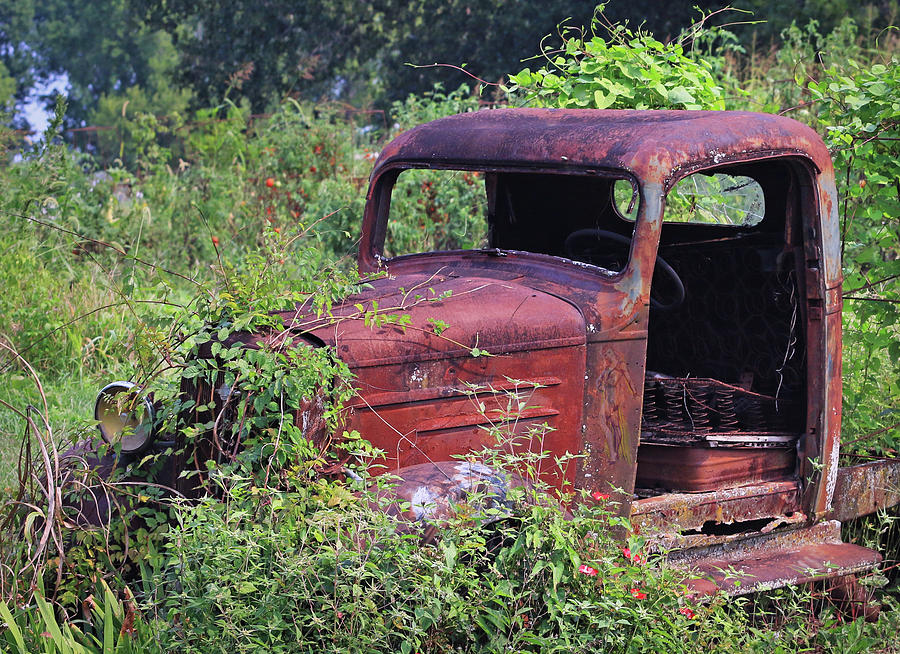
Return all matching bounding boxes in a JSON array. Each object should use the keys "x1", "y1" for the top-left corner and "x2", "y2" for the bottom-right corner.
[{"x1": 20, "y1": 73, "x2": 69, "y2": 135}]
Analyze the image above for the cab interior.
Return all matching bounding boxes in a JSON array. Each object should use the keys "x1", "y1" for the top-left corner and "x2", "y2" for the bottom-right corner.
[{"x1": 384, "y1": 161, "x2": 809, "y2": 498}]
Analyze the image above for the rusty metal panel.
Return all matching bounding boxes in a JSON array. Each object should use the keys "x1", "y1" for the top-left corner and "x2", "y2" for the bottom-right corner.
[
  {"x1": 671, "y1": 520, "x2": 881, "y2": 595},
  {"x1": 370, "y1": 109, "x2": 832, "y2": 190},
  {"x1": 576, "y1": 338, "x2": 647, "y2": 509},
  {"x1": 631, "y1": 480, "x2": 802, "y2": 535},
  {"x1": 636, "y1": 445, "x2": 795, "y2": 493},
  {"x1": 346, "y1": 345, "x2": 586, "y2": 491},
  {"x1": 829, "y1": 459, "x2": 900, "y2": 522},
  {"x1": 684, "y1": 542, "x2": 881, "y2": 596},
  {"x1": 293, "y1": 273, "x2": 586, "y2": 369}
]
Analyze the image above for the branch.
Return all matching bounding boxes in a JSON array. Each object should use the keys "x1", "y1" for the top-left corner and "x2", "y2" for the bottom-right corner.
[
  {"x1": 405, "y1": 63, "x2": 501, "y2": 88},
  {"x1": 843, "y1": 421, "x2": 900, "y2": 447},
  {"x1": 843, "y1": 273, "x2": 900, "y2": 295},
  {"x1": 844, "y1": 295, "x2": 900, "y2": 304}
]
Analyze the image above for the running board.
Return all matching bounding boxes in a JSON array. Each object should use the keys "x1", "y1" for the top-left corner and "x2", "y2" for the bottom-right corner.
[{"x1": 671, "y1": 520, "x2": 882, "y2": 596}]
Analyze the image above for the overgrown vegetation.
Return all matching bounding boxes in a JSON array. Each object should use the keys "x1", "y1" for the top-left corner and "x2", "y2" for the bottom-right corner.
[{"x1": 0, "y1": 4, "x2": 898, "y2": 652}]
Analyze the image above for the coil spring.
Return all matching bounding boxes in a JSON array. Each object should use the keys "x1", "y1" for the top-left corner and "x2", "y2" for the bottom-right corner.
[
  {"x1": 687, "y1": 387, "x2": 713, "y2": 432},
  {"x1": 743, "y1": 397, "x2": 767, "y2": 431},
  {"x1": 642, "y1": 380, "x2": 661, "y2": 426},
  {"x1": 715, "y1": 386, "x2": 740, "y2": 431},
  {"x1": 662, "y1": 380, "x2": 685, "y2": 428}
]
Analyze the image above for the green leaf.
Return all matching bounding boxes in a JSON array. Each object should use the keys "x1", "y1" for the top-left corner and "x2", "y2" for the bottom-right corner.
[
  {"x1": 593, "y1": 90, "x2": 616, "y2": 110},
  {"x1": 0, "y1": 601, "x2": 27, "y2": 653},
  {"x1": 511, "y1": 69, "x2": 533, "y2": 86},
  {"x1": 667, "y1": 86, "x2": 695, "y2": 105}
]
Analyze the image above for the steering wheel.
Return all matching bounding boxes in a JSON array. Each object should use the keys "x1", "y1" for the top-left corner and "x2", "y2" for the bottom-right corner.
[{"x1": 563, "y1": 228, "x2": 685, "y2": 311}]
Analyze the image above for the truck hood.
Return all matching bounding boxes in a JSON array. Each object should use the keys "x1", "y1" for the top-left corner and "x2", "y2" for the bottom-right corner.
[{"x1": 280, "y1": 272, "x2": 586, "y2": 368}]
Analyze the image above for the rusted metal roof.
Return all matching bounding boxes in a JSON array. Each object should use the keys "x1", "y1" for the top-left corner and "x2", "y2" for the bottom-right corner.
[{"x1": 373, "y1": 108, "x2": 834, "y2": 187}]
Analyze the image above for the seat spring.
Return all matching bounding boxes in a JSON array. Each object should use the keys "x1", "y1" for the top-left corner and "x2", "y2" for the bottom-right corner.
[
  {"x1": 687, "y1": 387, "x2": 713, "y2": 432},
  {"x1": 715, "y1": 386, "x2": 740, "y2": 431},
  {"x1": 642, "y1": 380, "x2": 661, "y2": 426},
  {"x1": 662, "y1": 380, "x2": 685, "y2": 428},
  {"x1": 743, "y1": 397, "x2": 767, "y2": 431}
]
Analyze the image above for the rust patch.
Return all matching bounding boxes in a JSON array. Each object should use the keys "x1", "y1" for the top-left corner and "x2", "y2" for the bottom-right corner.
[
  {"x1": 672, "y1": 521, "x2": 881, "y2": 596},
  {"x1": 631, "y1": 480, "x2": 802, "y2": 534},
  {"x1": 829, "y1": 459, "x2": 900, "y2": 522}
]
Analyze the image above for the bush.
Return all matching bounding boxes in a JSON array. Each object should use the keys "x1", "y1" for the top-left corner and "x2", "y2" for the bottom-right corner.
[{"x1": 506, "y1": 7, "x2": 727, "y2": 110}]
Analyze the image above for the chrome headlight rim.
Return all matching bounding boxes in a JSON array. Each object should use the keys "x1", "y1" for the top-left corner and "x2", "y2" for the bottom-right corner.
[{"x1": 94, "y1": 381, "x2": 157, "y2": 454}]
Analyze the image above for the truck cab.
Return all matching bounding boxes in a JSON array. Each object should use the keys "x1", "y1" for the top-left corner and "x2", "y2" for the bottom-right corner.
[
  {"x1": 310, "y1": 109, "x2": 876, "y2": 593},
  {"x1": 98, "y1": 109, "x2": 896, "y2": 597}
]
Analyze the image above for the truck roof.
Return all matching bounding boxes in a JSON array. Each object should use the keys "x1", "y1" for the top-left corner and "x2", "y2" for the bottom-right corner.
[{"x1": 373, "y1": 108, "x2": 833, "y2": 187}]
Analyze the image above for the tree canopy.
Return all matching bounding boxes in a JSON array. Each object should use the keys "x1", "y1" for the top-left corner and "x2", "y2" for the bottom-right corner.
[{"x1": 1, "y1": 0, "x2": 895, "y2": 129}]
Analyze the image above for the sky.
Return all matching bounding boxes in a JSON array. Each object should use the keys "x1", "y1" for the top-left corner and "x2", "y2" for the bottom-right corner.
[{"x1": 20, "y1": 74, "x2": 68, "y2": 136}]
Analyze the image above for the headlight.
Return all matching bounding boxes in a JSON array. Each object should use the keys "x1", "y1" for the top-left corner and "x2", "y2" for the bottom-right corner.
[{"x1": 94, "y1": 381, "x2": 156, "y2": 454}]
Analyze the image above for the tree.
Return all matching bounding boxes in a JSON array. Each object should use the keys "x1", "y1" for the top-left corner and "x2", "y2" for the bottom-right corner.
[
  {"x1": 26, "y1": 0, "x2": 190, "y2": 126},
  {"x1": 146, "y1": 1, "x2": 717, "y2": 111},
  {"x1": 0, "y1": 0, "x2": 35, "y2": 120}
]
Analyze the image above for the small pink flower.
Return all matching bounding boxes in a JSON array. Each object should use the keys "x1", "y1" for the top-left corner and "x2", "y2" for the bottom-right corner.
[
  {"x1": 679, "y1": 606, "x2": 696, "y2": 619},
  {"x1": 622, "y1": 547, "x2": 631, "y2": 560},
  {"x1": 578, "y1": 564, "x2": 598, "y2": 577},
  {"x1": 630, "y1": 588, "x2": 646, "y2": 600},
  {"x1": 591, "y1": 490, "x2": 610, "y2": 501}
]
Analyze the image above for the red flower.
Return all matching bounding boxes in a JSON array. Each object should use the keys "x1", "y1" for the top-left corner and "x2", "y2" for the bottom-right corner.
[
  {"x1": 630, "y1": 588, "x2": 646, "y2": 600},
  {"x1": 622, "y1": 546, "x2": 643, "y2": 564},
  {"x1": 265, "y1": 177, "x2": 275, "y2": 188},
  {"x1": 679, "y1": 606, "x2": 695, "y2": 619},
  {"x1": 591, "y1": 490, "x2": 610, "y2": 501},
  {"x1": 211, "y1": 236, "x2": 219, "y2": 247},
  {"x1": 578, "y1": 564, "x2": 598, "y2": 577},
  {"x1": 309, "y1": 166, "x2": 317, "y2": 173}
]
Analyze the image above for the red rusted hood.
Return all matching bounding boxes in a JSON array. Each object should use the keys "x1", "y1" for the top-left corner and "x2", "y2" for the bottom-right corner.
[{"x1": 281, "y1": 272, "x2": 586, "y2": 368}]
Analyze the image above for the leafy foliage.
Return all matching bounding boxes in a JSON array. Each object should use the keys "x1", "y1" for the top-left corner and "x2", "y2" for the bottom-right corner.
[
  {"x1": 1, "y1": 580, "x2": 161, "y2": 653},
  {"x1": 805, "y1": 38, "x2": 900, "y2": 453},
  {"x1": 506, "y1": 7, "x2": 726, "y2": 110}
]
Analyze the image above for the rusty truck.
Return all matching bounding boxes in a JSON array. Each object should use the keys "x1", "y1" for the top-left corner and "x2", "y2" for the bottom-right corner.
[{"x1": 91, "y1": 108, "x2": 900, "y2": 598}]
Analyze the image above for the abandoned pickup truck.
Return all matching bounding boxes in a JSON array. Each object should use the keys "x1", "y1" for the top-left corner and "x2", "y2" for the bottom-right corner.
[{"x1": 92, "y1": 108, "x2": 900, "y2": 598}]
